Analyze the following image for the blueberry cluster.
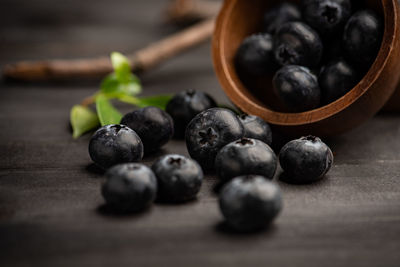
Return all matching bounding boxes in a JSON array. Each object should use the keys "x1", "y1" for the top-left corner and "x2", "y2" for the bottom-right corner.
[
  {"x1": 88, "y1": 94, "x2": 214, "y2": 212},
  {"x1": 89, "y1": 106, "x2": 174, "y2": 169},
  {"x1": 87, "y1": 88, "x2": 334, "y2": 232},
  {"x1": 184, "y1": 107, "x2": 334, "y2": 231},
  {"x1": 236, "y1": 0, "x2": 383, "y2": 111},
  {"x1": 102, "y1": 154, "x2": 203, "y2": 213}
]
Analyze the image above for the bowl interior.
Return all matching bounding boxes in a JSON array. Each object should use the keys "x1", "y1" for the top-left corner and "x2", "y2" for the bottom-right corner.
[{"x1": 214, "y1": 0, "x2": 392, "y2": 126}]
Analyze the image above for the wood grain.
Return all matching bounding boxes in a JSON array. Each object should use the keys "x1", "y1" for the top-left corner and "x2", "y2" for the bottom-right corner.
[{"x1": 2, "y1": 18, "x2": 215, "y2": 82}]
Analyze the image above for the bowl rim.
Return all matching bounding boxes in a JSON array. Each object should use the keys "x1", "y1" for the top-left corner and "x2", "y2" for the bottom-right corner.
[{"x1": 212, "y1": 0, "x2": 399, "y2": 126}]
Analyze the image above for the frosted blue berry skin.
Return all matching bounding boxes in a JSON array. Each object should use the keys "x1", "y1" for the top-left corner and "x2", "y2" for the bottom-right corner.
[
  {"x1": 120, "y1": 106, "x2": 174, "y2": 154},
  {"x1": 185, "y1": 108, "x2": 244, "y2": 170},
  {"x1": 219, "y1": 175, "x2": 283, "y2": 232},
  {"x1": 302, "y1": 0, "x2": 352, "y2": 36},
  {"x1": 343, "y1": 10, "x2": 383, "y2": 69},
  {"x1": 279, "y1": 135, "x2": 334, "y2": 183},
  {"x1": 319, "y1": 59, "x2": 359, "y2": 104},
  {"x1": 88, "y1": 124, "x2": 144, "y2": 169},
  {"x1": 263, "y1": 2, "x2": 302, "y2": 34},
  {"x1": 238, "y1": 114, "x2": 272, "y2": 146},
  {"x1": 215, "y1": 138, "x2": 277, "y2": 183},
  {"x1": 273, "y1": 21, "x2": 323, "y2": 68},
  {"x1": 166, "y1": 90, "x2": 217, "y2": 139},
  {"x1": 273, "y1": 65, "x2": 321, "y2": 112},
  {"x1": 235, "y1": 34, "x2": 277, "y2": 77},
  {"x1": 102, "y1": 163, "x2": 157, "y2": 212},
  {"x1": 151, "y1": 154, "x2": 203, "y2": 203}
]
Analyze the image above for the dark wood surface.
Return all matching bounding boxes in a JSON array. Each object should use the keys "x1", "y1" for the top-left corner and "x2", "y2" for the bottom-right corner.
[{"x1": 1, "y1": 1, "x2": 400, "y2": 266}]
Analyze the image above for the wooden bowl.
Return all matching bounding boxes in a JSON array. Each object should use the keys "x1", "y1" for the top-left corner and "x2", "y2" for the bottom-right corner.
[{"x1": 212, "y1": 0, "x2": 400, "y2": 136}]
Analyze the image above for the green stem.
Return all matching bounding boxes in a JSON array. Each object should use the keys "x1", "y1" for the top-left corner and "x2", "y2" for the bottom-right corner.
[
  {"x1": 80, "y1": 92, "x2": 101, "y2": 107},
  {"x1": 116, "y1": 95, "x2": 140, "y2": 105}
]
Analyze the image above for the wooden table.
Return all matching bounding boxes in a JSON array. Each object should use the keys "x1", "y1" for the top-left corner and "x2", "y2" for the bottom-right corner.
[{"x1": 1, "y1": 1, "x2": 399, "y2": 266}]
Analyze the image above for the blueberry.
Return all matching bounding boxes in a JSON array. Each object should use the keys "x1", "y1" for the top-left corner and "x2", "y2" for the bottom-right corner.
[
  {"x1": 274, "y1": 21, "x2": 323, "y2": 67},
  {"x1": 279, "y1": 135, "x2": 333, "y2": 183},
  {"x1": 166, "y1": 90, "x2": 217, "y2": 138},
  {"x1": 302, "y1": 0, "x2": 352, "y2": 36},
  {"x1": 219, "y1": 175, "x2": 282, "y2": 232},
  {"x1": 263, "y1": 2, "x2": 302, "y2": 34},
  {"x1": 88, "y1": 124, "x2": 143, "y2": 169},
  {"x1": 102, "y1": 163, "x2": 157, "y2": 212},
  {"x1": 185, "y1": 108, "x2": 244, "y2": 170},
  {"x1": 343, "y1": 10, "x2": 383, "y2": 68},
  {"x1": 151, "y1": 154, "x2": 203, "y2": 202},
  {"x1": 120, "y1": 106, "x2": 174, "y2": 154},
  {"x1": 273, "y1": 65, "x2": 321, "y2": 112},
  {"x1": 238, "y1": 114, "x2": 272, "y2": 146},
  {"x1": 319, "y1": 59, "x2": 359, "y2": 104},
  {"x1": 235, "y1": 34, "x2": 277, "y2": 77},
  {"x1": 215, "y1": 138, "x2": 277, "y2": 182}
]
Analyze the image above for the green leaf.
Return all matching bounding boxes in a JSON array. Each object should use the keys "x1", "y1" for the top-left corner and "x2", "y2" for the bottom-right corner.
[
  {"x1": 111, "y1": 52, "x2": 131, "y2": 82},
  {"x1": 136, "y1": 95, "x2": 173, "y2": 110},
  {"x1": 96, "y1": 94, "x2": 123, "y2": 126},
  {"x1": 100, "y1": 52, "x2": 142, "y2": 96},
  {"x1": 100, "y1": 73, "x2": 141, "y2": 96},
  {"x1": 118, "y1": 94, "x2": 172, "y2": 110},
  {"x1": 70, "y1": 105, "x2": 100, "y2": 139},
  {"x1": 100, "y1": 74, "x2": 120, "y2": 94},
  {"x1": 121, "y1": 74, "x2": 141, "y2": 95},
  {"x1": 115, "y1": 94, "x2": 140, "y2": 105}
]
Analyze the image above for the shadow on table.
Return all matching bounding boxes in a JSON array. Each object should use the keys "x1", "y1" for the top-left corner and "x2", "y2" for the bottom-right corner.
[
  {"x1": 96, "y1": 204, "x2": 152, "y2": 219},
  {"x1": 278, "y1": 171, "x2": 331, "y2": 186},
  {"x1": 215, "y1": 221, "x2": 278, "y2": 237},
  {"x1": 142, "y1": 148, "x2": 169, "y2": 163},
  {"x1": 154, "y1": 196, "x2": 199, "y2": 206},
  {"x1": 85, "y1": 163, "x2": 106, "y2": 176},
  {"x1": 212, "y1": 180, "x2": 226, "y2": 195}
]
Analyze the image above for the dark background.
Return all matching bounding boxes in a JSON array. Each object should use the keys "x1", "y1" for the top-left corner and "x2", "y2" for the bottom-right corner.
[{"x1": 1, "y1": 1, "x2": 400, "y2": 266}]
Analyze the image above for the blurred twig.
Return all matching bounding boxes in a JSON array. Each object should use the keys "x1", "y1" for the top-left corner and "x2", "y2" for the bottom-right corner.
[{"x1": 2, "y1": 0, "x2": 220, "y2": 82}]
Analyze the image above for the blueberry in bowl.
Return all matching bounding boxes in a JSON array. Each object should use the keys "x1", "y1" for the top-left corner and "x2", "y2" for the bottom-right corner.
[
  {"x1": 343, "y1": 9, "x2": 383, "y2": 69},
  {"x1": 238, "y1": 114, "x2": 272, "y2": 146},
  {"x1": 219, "y1": 175, "x2": 283, "y2": 232},
  {"x1": 273, "y1": 65, "x2": 321, "y2": 112},
  {"x1": 319, "y1": 59, "x2": 359, "y2": 104},
  {"x1": 213, "y1": 0, "x2": 398, "y2": 137},
  {"x1": 302, "y1": 0, "x2": 352, "y2": 36},
  {"x1": 262, "y1": 2, "x2": 302, "y2": 34},
  {"x1": 215, "y1": 138, "x2": 277, "y2": 183},
  {"x1": 185, "y1": 108, "x2": 244, "y2": 170},
  {"x1": 279, "y1": 135, "x2": 334, "y2": 184},
  {"x1": 273, "y1": 21, "x2": 323, "y2": 67},
  {"x1": 235, "y1": 33, "x2": 277, "y2": 77},
  {"x1": 166, "y1": 90, "x2": 217, "y2": 139},
  {"x1": 120, "y1": 106, "x2": 174, "y2": 154},
  {"x1": 151, "y1": 154, "x2": 203, "y2": 203},
  {"x1": 102, "y1": 163, "x2": 157, "y2": 213},
  {"x1": 88, "y1": 124, "x2": 144, "y2": 169}
]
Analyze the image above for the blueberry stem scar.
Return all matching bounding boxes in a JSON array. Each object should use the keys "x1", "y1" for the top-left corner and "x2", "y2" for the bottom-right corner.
[
  {"x1": 168, "y1": 157, "x2": 183, "y2": 166},
  {"x1": 199, "y1": 128, "x2": 217, "y2": 145}
]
